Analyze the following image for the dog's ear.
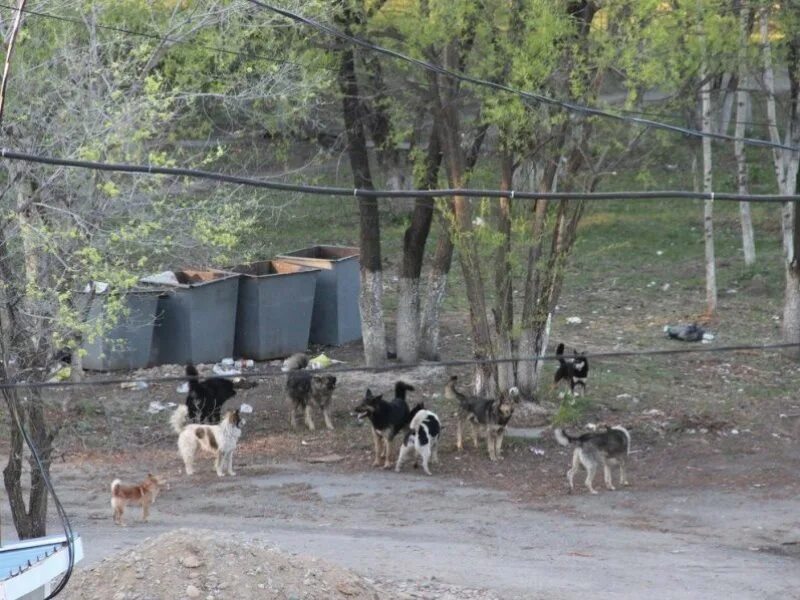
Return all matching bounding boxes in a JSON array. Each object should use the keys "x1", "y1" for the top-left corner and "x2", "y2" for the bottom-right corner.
[
  {"x1": 330, "y1": 376, "x2": 337, "y2": 385},
  {"x1": 365, "y1": 388, "x2": 373, "y2": 398}
]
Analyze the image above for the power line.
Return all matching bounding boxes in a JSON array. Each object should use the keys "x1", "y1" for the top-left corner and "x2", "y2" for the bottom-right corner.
[
  {"x1": 2, "y1": 147, "x2": 800, "y2": 202},
  {"x1": 247, "y1": 1, "x2": 799, "y2": 153},
  {"x1": 3, "y1": 341, "x2": 798, "y2": 391}
]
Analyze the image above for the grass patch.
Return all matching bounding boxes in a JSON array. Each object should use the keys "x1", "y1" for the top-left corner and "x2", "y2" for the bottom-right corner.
[{"x1": 552, "y1": 393, "x2": 594, "y2": 426}]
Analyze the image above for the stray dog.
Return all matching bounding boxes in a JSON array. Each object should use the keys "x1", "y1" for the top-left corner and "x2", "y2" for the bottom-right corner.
[
  {"x1": 185, "y1": 363, "x2": 236, "y2": 424},
  {"x1": 170, "y1": 404, "x2": 246, "y2": 476},
  {"x1": 553, "y1": 343, "x2": 589, "y2": 395},
  {"x1": 281, "y1": 352, "x2": 309, "y2": 372},
  {"x1": 285, "y1": 371, "x2": 337, "y2": 430},
  {"x1": 110, "y1": 474, "x2": 165, "y2": 526},
  {"x1": 395, "y1": 405, "x2": 441, "y2": 475},
  {"x1": 445, "y1": 375, "x2": 517, "y2": 461},
  {"x1": 554, "y1": 426, "x2": 631, "y2": 494},
  {"x1": 353, "y1": 381, "x2": 415, "y2": 469}
]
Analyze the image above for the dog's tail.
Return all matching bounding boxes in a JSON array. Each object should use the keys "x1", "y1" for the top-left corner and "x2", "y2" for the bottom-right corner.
[
  {"x1": 186, "y1": 363, "x2": 200, "y2": 382},
  {"x1": 555, "y1": 343, "x2": 567, "y2": 366},
  {"x1": 612, "y1": 425, "x2": 632, "y2": 455},
  {"x1": 170, "y1": 404, "x2": 189, "y2": 433},
  {"x1": 553, "y1": 427, "x2": 578, "y2": 447},
  {"x1": 444, "y1": 375, "x2": 468, "y2": 405},
  {"x1": 110, "y1": 479, "x2": 121, "y2": 495},
  {"x1": 395, "y1": 380, "x2": 415, "y2": 398}
]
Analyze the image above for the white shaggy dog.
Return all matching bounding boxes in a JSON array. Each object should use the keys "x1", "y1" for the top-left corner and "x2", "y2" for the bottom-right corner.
[
  {"x1": 170, "y1": 404, "x2": 249, "y2": 477},
  {"x1": 395, "y1": 408, "x2": 441, "y2": 475}
]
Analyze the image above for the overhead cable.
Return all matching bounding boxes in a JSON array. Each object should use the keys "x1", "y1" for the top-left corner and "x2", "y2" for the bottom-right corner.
[{"x1": 1, "y1": 147, "x2": 799, "y2": 202}]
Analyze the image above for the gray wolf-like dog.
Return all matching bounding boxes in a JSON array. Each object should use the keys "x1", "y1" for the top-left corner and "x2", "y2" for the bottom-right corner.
[{"x1": 554, "y1": 426, "x2": 631, "y2": 494}]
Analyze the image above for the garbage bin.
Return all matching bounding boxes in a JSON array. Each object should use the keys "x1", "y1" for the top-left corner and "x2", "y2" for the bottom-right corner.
[
  {"x1": 276, "y1": 246, "x2": 361, "y2": 346},
  {"x1": 230, "y1": 260, "x2": 319, "y2": 360},
  {"x1": 79, "y1": 287, "x2": 162, "y2": 371},
  {"x1": 141, "y1": 269, "x2": 240, "y2": 366}
]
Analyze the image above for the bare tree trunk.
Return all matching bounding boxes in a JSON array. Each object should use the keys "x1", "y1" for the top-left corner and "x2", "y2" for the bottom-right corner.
[
  {"x1": 761, "y1": 8, "x2": 800, "y2": 354},
  {"x1": 419, "y1": 218, "x2": 453, "y2": 361},
  {"x1": 700, "y1": 48, "x2": 717, "y2": 315},
  {"x1": 3, "y1": 392, "x2": 55, "y2": 539},
  {"x1": 433, "y1": 65, "x2": 495, "y2": 396},
  {"x1": 0, "y1": 235, "x2": 55, "y2": 539},
  {"x1": 735, "y1": 4, "x2": 756, "y2": 266},
  {"x1": 337, "y1": 41, "x2": 387, "y2": 367},
  {"x1": 396, "y1": 122, "x2": 441, "y2": 363},
  {"x1": 494, "y1": 151, "x2": 514, "y2": 392},
  {"x1": 716, "y1": 72, "x2": 737, "y2": 136}
]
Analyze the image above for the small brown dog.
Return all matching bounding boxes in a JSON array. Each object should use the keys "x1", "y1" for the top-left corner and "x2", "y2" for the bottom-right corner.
[{"x1": 110, "y1": 474, "x2": 165, "y2": 526}]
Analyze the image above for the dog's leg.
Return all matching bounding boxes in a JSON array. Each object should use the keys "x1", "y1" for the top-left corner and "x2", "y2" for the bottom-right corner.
[
  {"x1": 419, "y1": 444, "x2": 432, "y2": 475},
  {"x1": 456, "y1": 418, "x2": 463, "y2": 451},
  {"x1": 487, "y1": 428, "x2": 497, "y2": 461},
  {"x1": 227, "y1": 450, "x2": 236, "y2": 476},
  {"x1": 383, "y1": 437, "x2": 393, "y2": 469},
  {"x1": 323, "y1": 406, "x2": 334, "y2": 430},
  {"x1": 496, "y1": 428, "x2": 506, "y2": 460},
  {"x1": 289, "y1": 402, "x2": 298, "y2": 429},
  {"x1": 215, "y1": 451, "x2": 225, "y2": 477},
  {"x1": 395, "y1": 443, "x2": 411, "y2": 472},
  {"x1": 371, "y1": 429, "x2": 382, "y2": 467},
  {"x1": 619, "y1": 459, "x2": 629, "y2": 487},
  {"x1": 603, "y1": 461, "x2": 616, "y2": 491},
  {"x1": 304, "y1": 405, "x2": 316, "y2": 431},
  {"x1": 113, "y1": 502, "x2": 123, "y2": 526},
  {"x1": 583, "y1": 456, "x2": 598, "y2": 494},
  {"x1": 567, "y1": 448, "x2": 581, "y2": 493},
  {"x1": 431, "y1": 438, "x2": 440, "y2": 464},
  {"x1": 180, "y1": 441, "x2": 195, "y2": 476},
  {"x1": 142, "y1": 501, "x2": 150, "y2": 522},
  {"x1": 471, "y1": 422, "x2": 479, "y2": 449}
]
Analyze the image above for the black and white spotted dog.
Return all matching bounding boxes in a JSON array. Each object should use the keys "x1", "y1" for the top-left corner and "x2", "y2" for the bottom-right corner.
[{"x1": 395, "y1": 405, "x2": 441, "y2": 476}]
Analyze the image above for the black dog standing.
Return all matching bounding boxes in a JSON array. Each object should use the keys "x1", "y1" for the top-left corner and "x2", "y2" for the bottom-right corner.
[
  {"x1": 553, "y1": 343, "x2": 589, "y2": 395},
  {"x1": 185, "y1": 363, "x2": 236, "y2": 424}
]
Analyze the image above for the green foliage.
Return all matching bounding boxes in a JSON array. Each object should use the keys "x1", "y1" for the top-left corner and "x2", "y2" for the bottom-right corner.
[{"x1": 552, "y1": 392, "x2": 593, "y2": 427}]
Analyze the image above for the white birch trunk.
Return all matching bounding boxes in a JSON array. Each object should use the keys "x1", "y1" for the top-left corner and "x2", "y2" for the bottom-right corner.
[
  {"x1": 496, "y1": 332, "x2": 513, "y2": 393},
  {"x1": 761, "y1": 9, "x2": 800, "y2": 352},
  {"x1": 700, "y1": 46, "x2": 717, "y2": 315},
  {"x1": 359, "y1": 270, "x2": 387, "y2": 367},
  {"x1": 419, "y1": 269, "x2": 448, "y2": 361},
  {"x1": 735, "y1": 6, "x2": 755, "y2": 266},
  {"x1": 395, "y1": 277, "x2": 420, "y2": 363},
  {"x1": 735, "y1": 84, "x2": 756, "y2": 265}
]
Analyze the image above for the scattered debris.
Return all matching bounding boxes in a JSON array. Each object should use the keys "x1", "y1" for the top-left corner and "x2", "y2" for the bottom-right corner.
[
  {"x1": 212, "y1": 363, "x2": 241, "y2": 376},
  {"x1": 147, "y1": 401, "x2": 176, "y2": 414},
  {"x1": 176, "y1": 382, "x2": 189, "y2": 394},
  {"x1": 306, "y1": 454, "x2": 346, "y2": 464},
  {"x1": 120, "y1": 380, "x2": 148, "y2": 390},
  {"x1": 664, "y1": 323, "x2": 705, "y2": 342},
  {"x1": 566, "y1": 316, "x2": 583, "y2": 325},
  {"x1": 528, "y1": 447, "x2": 546, "y2": 456},
  {"x1": 140, "y1": 271, "x2": 180, "y2": 286}
]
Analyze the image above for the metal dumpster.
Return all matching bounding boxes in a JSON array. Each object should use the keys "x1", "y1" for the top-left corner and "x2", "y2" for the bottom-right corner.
[
  {"x1": 79, "y1": 287, "x2": 162, "y2": 371},
  {"x1": 275, "y1": 246, "x2": 361, "y2": 346},
  {"x1": 141, "y1": 269, "x2": 240, "y2": 366},
  {"x1": 230, "y1": 260, "x2": 319, "y2": 360}
]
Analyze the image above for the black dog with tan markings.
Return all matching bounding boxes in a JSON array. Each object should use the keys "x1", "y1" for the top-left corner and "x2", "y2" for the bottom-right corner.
[{"x1": 353, "y1": 381, "x2": 416, "y2": 469}]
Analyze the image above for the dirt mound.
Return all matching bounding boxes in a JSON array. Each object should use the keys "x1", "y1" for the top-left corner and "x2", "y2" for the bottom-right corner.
[{"x1": 63, "y1": 529, "x2": 383, "y2": 600}]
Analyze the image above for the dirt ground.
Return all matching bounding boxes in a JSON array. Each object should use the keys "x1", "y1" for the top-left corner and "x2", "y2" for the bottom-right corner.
[{"x1": 4, "y1": 312, "x2": 800, "y2": 599}]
